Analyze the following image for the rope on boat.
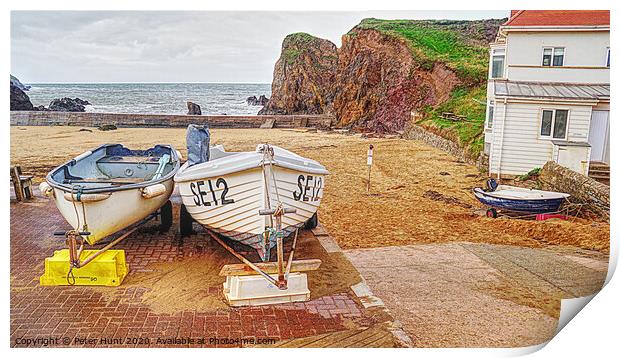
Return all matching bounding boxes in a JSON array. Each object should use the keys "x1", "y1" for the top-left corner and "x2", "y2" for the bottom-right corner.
[
  {"x1": 260, "y1": 144, "x2": 286, "y2": 253},
  {"x1": 66, "y1": 184, "x2": 90, "y2": 285},
  {"x1": 67, "y1": 185, "x2": 80, "y2": 285},
  {"x1": 67, "y1": 266, "x2": 76, "y2": 285}
]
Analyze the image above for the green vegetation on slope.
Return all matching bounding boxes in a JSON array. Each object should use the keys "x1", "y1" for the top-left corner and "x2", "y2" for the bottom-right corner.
[
  {"x1": 423, "y1": 85, "x2": 487, "y2": 157},
  {"x1": 356, "y1": 18, "x2": 502, "y2": 158},
  {"x1": 282, "y1": 32, "x2": 320, "y2": 65},
  {"x1": 356, "y1": 18, "x2": 492, "y2": 83}
]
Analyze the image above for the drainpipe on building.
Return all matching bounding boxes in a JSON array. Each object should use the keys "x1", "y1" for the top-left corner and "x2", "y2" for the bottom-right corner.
[{"x1": 496, "y1": 97, "x2": 508, "y2": 182}]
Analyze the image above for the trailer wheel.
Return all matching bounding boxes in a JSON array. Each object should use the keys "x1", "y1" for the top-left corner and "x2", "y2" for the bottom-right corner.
[
  {"x1": 304, "y1": 212, "x2": 319, "y2": 230},
  {"x1": 486, "y1": 208, "x2": 498, "y2": 218},
  {"x1": 159, "y1": 200, "x2": 173, "y2": 232},
  {"x1": 179, "y1": 204, "x2": 194, "y2": 237}
]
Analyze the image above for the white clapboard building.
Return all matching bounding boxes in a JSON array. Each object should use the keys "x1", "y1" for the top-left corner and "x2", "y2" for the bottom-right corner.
[{"x1": 484, "y1": 10, "x2": 610, "y2": 181}]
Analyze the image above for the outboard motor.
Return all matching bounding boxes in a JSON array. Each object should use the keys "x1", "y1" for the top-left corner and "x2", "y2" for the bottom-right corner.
[
  {"x1": 186, "y1": 124, "x2": 210, "y2": 167},
  {"x1": 486, "y1": 178, "x2": 498, "y2": 192}
]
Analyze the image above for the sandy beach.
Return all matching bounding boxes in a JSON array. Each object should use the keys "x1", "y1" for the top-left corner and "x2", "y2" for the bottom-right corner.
[{"x1": 10, "y1": 126, "x2": 609, "y2": 254}]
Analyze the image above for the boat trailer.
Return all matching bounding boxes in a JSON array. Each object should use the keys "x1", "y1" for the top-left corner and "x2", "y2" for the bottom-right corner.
[
  {"x1": 482, "y1": 200, "x2": 583, "y2": 221},
  {"x1": 40, "y1": 209, "x2": 166, "y2": 287},
  {"x1": 212, "y1": 203, "x2": 321, "y2": 306}
]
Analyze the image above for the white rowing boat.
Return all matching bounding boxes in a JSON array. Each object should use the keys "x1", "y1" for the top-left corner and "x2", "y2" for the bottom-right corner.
[
  {"x1": 40, "y1": 144, "x2": 181, "y2": 245},
  {"x1": 174, "y1": 142, "x2": 328, "y2": 261}
]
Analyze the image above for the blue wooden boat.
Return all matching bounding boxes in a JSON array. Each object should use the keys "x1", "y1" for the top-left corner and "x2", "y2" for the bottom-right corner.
[{"x1": 473, "y1": 181, "x2": 570, "y2": 215}]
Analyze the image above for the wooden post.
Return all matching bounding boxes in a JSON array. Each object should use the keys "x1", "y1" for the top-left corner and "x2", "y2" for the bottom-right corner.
[
  {"x1": 366, "y1": 145, "x2": 374, "y2": 193},
  {"x1": 10, "y1": 166, "x2": 24, "y2": 202}
]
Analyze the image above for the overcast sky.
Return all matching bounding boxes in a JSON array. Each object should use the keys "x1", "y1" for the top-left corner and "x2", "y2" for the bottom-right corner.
[{"x1": 11, "y1": 11, "x2": 508, "y2": 84}]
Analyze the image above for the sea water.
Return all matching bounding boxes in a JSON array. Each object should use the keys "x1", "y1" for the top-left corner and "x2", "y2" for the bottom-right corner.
[{"x1": 25, "y1": 83, "x2": 271, "y2": 115}]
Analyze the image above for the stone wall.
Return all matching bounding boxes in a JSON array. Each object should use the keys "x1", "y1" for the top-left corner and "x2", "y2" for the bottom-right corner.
[
  {"x1": 403, "y1": 124, "x2": 484, "y2": 169},
  {"x1": 539, "y1": 161, "x2": 610, "y2": 220},
  {"x1": 10, "y1": 111, "x2": 334, "y2": 129}
]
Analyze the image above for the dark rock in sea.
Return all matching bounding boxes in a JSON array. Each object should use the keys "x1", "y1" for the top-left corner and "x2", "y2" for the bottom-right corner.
[
  {"x1": 48, "y1": 97, "x2": 91, "y2": 112},
  {"x1": 187, "y1": 101, "x2": 202, "y2": 115},
  {"x1": 10, "y1": 83, "x2": 34, "y2": 111},
  {"x1": 73, "y1": 98, "x2": 91, "y2": 106},
  {"x1": 33, "y1": 105, "x2": 48, "y2": 111},
  {"x1": 247, "y1": 95, "x2": 269, "y2": 106},
  {"x1": 10, "y1": 75, "x2": 31, "y2": 91},
  {"x1": 98, "y1": 124, "x2": 117, "y2": 131}
]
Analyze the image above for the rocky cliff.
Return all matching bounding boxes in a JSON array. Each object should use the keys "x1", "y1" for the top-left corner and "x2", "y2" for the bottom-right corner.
[
  {"x1": 259, "y1": 33, "x2": 338, "y2": 115},
  {"x1": 10, "y1": 75, "x2": 30, "y2": 91},
  {"x1": 333, "y1": 27, "x2": 464, "y2": 132},
  {"x1": 261, "y1": 18, "x2": 504, "y2": 134},
  {"x1": 10, "y1": 83, "x2": 34, "y2": 111}
]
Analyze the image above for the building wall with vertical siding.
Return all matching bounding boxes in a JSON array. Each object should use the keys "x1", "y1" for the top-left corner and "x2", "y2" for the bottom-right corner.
[{"x1": 489, "y1": 101, "x2": 593, "y2": 176}]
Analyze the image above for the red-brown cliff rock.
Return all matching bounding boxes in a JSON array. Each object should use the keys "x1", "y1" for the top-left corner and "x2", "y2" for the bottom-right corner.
[{"x1": 259, "y1": 33, "x2": 338, "y2": 115}]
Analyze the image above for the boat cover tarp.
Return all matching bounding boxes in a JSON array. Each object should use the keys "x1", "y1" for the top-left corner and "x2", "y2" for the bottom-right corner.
[
  {"x1": 186, "y1": 124, "x2": 210, "y2": 167},
  {"x1": 106, "y1": 144, "x2": 171, "y2": 157}
]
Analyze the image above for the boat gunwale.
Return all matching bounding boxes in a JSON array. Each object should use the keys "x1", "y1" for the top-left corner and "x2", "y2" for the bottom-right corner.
[
  {"x1": 46, "y1": 143, "x2": 181, "y2": 194},
  {"x1": 174, "y1": 156, "x2": 329, "y2": 183}
]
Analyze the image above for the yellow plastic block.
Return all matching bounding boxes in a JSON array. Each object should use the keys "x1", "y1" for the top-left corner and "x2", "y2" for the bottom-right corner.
[{"x1": 40, "y1": 249, "x2": 128, "y2": 287}]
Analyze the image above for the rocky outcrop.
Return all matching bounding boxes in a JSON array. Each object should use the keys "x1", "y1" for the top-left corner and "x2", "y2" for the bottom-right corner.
[
  {"x1": 48, "y1": 97, "x2": 91, "y2": 112},
  {"x1": 10, "y1": 75, "x2": 30, "y2": 91},
  {"x1": 262, "y1": 19, "x2": 502, "y2": 133},
  {"x1": 333, "y1": 29, "x2": 462, "y2": 132},
  {"x1": 10, "y1": 83, "x2": 34, "y2": 111},
  {"x1": 247, "y1": 95, "x2": 269, "y2": 106},
  {"x1": 187, "y1": 101, "x2": 202, "y2": 115},
  {"x1": 259, "y1": 33, "x2": 338, "y2": 115}
]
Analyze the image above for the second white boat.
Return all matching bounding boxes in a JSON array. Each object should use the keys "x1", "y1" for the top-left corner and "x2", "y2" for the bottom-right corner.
[{"x1": 174, "y1": 139, "x2": 328, "y2": 261}]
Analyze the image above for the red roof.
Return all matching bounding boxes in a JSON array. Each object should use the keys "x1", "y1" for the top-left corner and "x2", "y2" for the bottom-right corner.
[{"x1": 504, "y1": 10, "x2": 610, "y2": 27}]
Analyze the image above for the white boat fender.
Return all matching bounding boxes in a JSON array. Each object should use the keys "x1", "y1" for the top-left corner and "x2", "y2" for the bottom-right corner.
[
  {"x1": 39, "y1": 182, "x2": 55, "y2": 198},
  {"x1": 72, "y1": 150, "x2": 93, "y2": 163},
  {"x1": 141, "y1": 183, "x2": 167, "y2": 199},
  {"x1": 63, "y1": 192, "x2": 111, "y2": 202}
]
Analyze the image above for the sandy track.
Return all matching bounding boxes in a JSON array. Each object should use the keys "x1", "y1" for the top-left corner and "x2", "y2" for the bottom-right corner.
[{"x1": 10, "y1": 126, "x2": 609, "y2": 253}]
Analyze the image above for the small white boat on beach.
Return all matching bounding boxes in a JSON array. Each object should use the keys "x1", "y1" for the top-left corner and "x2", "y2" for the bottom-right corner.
[
  {"x1": 40, "y1": 144, "x2": 181, "y2": 245},
  {"x1": 174, "y1": 127, "x2": 329, "y2": 261}
]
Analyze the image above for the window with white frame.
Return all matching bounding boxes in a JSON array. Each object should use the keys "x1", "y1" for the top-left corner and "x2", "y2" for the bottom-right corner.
[
  {"x1": 491, "y1": 49, "x2": 505, "y2": 78},
  {"x1": 606, "y1": 47, "x2": 610, "y2": 67},
  {"x1": 487, "y1": 100, "x2": 495, "y2": 129},
  {"x1": 542, "y1": 47, "x2": 564, "y2": 67},
  {"x1": 540, "y1": 109, "x2": 569, "y2": 139}
]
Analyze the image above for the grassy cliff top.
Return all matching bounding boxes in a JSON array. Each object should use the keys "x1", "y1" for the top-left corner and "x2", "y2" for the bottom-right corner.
[
  {"x1": 353, "y1": 18, "x2": 504, "y2": 84},
  {"x1": 352, "y1": 18, "x2": 504, "y2": 158},
  {"x1": 281, "y1": 32, "x2": 336, "y2": 65},
  {"x1": 284, "y1": 32, "x2": 318, "y2": 43}
]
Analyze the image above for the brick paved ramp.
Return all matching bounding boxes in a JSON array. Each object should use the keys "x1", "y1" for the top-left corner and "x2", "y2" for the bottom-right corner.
[
  {"x1": 345, "y1": 243, "x2": 608, "y2": 348},
  {"x1": 10, "y1": 196, "x2": 400, "y2": 348}
]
